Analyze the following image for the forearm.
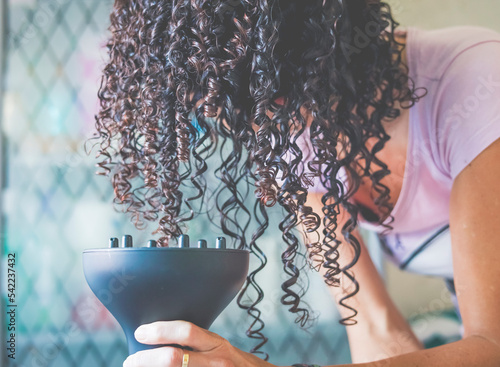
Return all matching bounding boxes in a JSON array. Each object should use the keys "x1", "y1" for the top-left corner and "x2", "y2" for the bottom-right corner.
[
  {"x1": 331, "y1": 335, "x2": 500, "y2": 367},
  {"x1": 331, "y1": 244, "x2": 422, "y2": 362},
  {"x1": 305, "y1": 193, "x2": 422, "y2": 362},
  {"x1": 320, "y1": 226, "x2": 422, "y2": 361}
]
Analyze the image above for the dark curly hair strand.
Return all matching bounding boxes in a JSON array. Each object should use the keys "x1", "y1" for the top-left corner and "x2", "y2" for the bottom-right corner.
[{"x1": 94, "y1": 0, "x2": 424, "y2": 359}]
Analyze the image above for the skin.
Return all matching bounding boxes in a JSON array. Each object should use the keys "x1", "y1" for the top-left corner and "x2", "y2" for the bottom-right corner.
[{"x1": 123, "y1": 35, "x2": 500, "y2": 366}]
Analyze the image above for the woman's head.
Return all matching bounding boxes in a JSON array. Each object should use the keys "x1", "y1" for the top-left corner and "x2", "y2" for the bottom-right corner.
[{"x1": 94, "y1": 0, "x2": 423, "y2": 358}]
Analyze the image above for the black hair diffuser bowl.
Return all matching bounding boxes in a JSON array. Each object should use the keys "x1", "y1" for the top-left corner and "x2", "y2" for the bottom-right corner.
[{"x1": 83, "y1": 235, "x2": 249, "y2": 355}]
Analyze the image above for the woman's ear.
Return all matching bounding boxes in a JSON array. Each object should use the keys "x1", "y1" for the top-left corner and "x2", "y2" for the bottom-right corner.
[{"x1": 274, "y1": 96, "x2": 285, "y2": 105}]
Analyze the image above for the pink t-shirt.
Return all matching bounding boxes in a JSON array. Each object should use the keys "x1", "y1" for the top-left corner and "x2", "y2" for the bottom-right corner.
[
  {"x1": 376, "y1": 26, "x2": 500, "y2": 279},
  {"x1": 305, "y1": 26, "x2": 500, "y2": 279}
]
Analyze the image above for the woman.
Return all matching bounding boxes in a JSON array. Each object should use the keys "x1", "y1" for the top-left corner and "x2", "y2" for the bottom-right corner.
[{"x1": 95, "y1": 0, "x2": 500, "y2": 366}]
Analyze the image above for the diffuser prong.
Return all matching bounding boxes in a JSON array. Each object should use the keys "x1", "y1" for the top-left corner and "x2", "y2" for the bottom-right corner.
[
  {"x1": 178, "y1": 234, "x2": 190, "y2": 248},
  {"x1": 122, "y1": 235, "x2": 133, "y2": 248},
  {"x1": 109, "y1": 238, "x2": 119, "y2": 248},
  {"x1": 215, "y1": 237, "x2": 226, "y2": 249}
]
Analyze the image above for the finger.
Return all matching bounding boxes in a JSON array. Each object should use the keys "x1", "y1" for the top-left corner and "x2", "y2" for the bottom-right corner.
[
  {"x1": 123, "y1": 347, "x2": 224, "y2": 367},
  {"x1": 134, "y1": 321, "x2": 224, "y2": 351}
]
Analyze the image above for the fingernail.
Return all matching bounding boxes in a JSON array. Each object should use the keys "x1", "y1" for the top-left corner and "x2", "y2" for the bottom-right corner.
[{"x1": 135, "y1": 327, "x2": 148, "y2": 341}]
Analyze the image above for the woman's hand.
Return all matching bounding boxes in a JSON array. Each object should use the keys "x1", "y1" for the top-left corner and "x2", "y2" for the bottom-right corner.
[{"x1": 123, "y1": 321, "x2": 275, "y2": 367}]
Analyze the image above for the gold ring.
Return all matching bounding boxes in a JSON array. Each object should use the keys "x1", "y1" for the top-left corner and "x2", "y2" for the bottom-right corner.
[{"x1": 181, "y1": 352, "x2": 189, "y2": 367}]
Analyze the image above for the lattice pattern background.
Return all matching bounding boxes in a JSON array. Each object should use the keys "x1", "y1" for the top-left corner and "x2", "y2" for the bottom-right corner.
[{"x1": 0, "y1": 0, "x2": 350, "y2": 366}]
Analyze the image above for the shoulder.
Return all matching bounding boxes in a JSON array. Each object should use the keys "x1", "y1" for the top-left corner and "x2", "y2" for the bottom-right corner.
[
  {"x1": 408, "y1": 25, "x2": 500, "y2": 81},
  {"x1": 410, "y1": 26, "x2": 500, "y2": 180}
]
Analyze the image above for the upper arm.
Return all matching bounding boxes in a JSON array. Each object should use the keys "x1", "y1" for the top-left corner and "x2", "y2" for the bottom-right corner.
[{"x1": 450, "y1": 137, "x2": 500, "y2": 342}]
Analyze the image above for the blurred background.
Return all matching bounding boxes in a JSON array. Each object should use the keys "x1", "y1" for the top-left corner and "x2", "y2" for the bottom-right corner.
[{"x1": 0, "y1": 0, "x2": 499, "y2": 366}]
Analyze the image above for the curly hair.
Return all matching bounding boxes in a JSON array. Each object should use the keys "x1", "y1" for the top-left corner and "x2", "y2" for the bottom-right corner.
[{"x1": 94, "y1": 0, "x2": 424, "y2": 359}]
